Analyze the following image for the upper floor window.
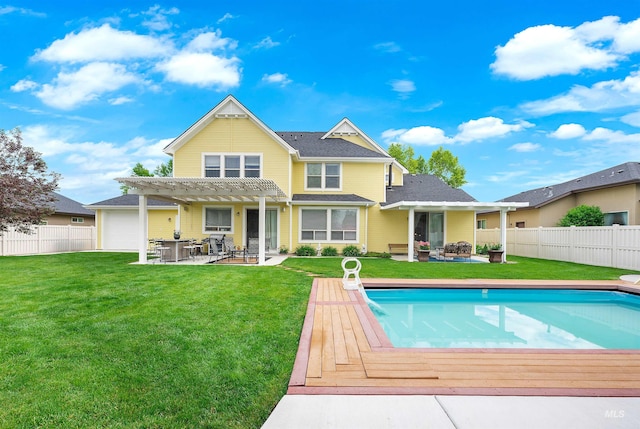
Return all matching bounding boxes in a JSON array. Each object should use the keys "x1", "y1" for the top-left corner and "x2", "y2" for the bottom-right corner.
[
  {"x1": 306, "y1": 163, "x2": 341, "y2": 190},
  {"x1": 204, "y1": 154, "x2": 261, "y2": 178}
]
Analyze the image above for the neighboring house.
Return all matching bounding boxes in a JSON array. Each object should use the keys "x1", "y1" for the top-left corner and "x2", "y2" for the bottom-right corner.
[
  {"x1": 85, "y1": 195, "x2": 177, "y2": 250},
  {"x1": 108, "y1": 95, "x2": 523, "y2": 263},
  {"x1": 45, "y1": 192, "x2": 95, "y2": 226},
  {"x1": 478, "y1": 162, "x2": 640, "y2": 229}
]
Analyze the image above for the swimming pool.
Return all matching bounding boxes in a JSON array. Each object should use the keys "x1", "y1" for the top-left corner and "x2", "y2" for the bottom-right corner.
[{"x1": 366, "y1": 288, "x2": 640, "y2": 349}]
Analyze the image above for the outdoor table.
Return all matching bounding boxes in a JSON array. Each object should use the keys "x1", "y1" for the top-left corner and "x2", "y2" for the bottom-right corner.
[{"x1": 158, "y1": 239, "x2": 190, "y2": 262}]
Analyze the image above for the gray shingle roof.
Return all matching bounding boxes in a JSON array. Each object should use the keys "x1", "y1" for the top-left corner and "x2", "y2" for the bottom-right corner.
[
  {"x1": 383, "y1": 174, "x2": 477, "y2": 206},
  {"x1": 87, "y1": 194, "x2": 177, "y2": 207},
  {"x1": 501, "y1": 162, "x2": 640, "y2": 207},
  {"x1": 277, "y1": 132, "x2": 389, "y2": 159},
  {"x1": 292, "y1": 194, "x2": 375, "y2": 204},
  {"x1": 51, "y1": 192, "x2": 95, "y2": 216}
]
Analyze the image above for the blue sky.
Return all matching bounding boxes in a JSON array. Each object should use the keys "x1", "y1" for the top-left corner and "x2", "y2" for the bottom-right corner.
[{"x1": 2, "y1": 1, "x2": 640, "y2": 204}]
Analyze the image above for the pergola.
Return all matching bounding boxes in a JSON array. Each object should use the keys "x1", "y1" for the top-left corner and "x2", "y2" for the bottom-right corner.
[
  {"x1": 380, "y1": 201, "x2": 529, "y2": 262},
  {"x1": 115, "y1": 177, "x2": 289, "y2": 265}
]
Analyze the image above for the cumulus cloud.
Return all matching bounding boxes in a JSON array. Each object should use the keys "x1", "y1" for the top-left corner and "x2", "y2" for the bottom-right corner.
[
  {"x1": 186, "y1": 30, "x2": 237, "y2": 52},
  {"x1": 509, "y1": 142, "x2": 541, "y2": 152},
  {"x1": 521, "y1": 70, "x2": 640, "y2": 115},
  {"x1": 262, "y1": 72, "x2": 292, "y2": 86},
  {"x1": 254, "y1": 36, "x2": 280, "y2": 49},
  {"x1": 11, "y1": 79, "x2": 39, "y2": 92},
  {"x1": 491, "y1": 16, "x2": 640, "y2": 80},
  {"x1": 381, "y1": 126, "x2": 453, "y2": 146},
  {"x1": 34, "y1": 62, "x2": 139, "y2": 109},
  {"x1": 140, "y1": 5, "x2": 179, "y2": 31},
  {"x1": 156, "y1": 52, "x2": 240, "y2": 88},
  {"x1": 32, "y1": 23, "x2": 170, "y2": 63},
  {"x1": 550, "y1": 123, "x2": 587, "y2": 139},
  {"x1": 621, "y1": 111, "x2": 640, "y2": 127},
  {"x1": 583, "y1": 127, "x2": 640, "y2": 143},
  {"x1": 455, "y1": 117, "x2": 533, "y2": 142}
]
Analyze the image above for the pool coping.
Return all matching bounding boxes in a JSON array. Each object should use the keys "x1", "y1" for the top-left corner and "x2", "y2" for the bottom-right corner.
[{"x1": 288, "y1": 278, "x2": 640, "y2": 396}]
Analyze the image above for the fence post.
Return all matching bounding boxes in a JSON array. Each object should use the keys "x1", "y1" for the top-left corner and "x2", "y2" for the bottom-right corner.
[
  {"x1": 569, "y1": 225, "x2": 576, "y2": 263},
  {"x1": 611, "y1": 224, "x2": 618, "y2": 268},
  {"x1": 537, "y1": 226, "x2": 542, "y2": 258}
]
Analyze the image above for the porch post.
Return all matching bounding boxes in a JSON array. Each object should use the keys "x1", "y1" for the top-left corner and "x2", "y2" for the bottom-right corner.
[
  {"x1": 500, "y1": 208, "x2": 507, "y2": 263},
  {"x1": 138, "y1": 195, "x2": 148, "y2": 264},
  {"x1": 408, "y1": 207, "x2": 415, "y2": 262},
  {"x1": 258, "y1": 196, "x2": 266, "y2": 265}
]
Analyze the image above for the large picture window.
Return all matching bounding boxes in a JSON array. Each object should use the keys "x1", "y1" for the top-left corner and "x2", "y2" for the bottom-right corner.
[
  {"x1": 301, "y1": 208, "x2": 357, "y2": 242},
  {"x1": 305, "y1": 163, "x2": 341, "y2": 190},
  {"x1": 204, "y1": 207, "x2": 232, "y2": 232},
  {"x1": 204, "y1": 154, "x2": 261, "y2": 178},
  {"x1": 604, "y1": 211, "x2": 628, "y2": 226}
]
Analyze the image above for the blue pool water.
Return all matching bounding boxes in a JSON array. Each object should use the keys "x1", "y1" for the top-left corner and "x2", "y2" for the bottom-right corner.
[{"x1": 366, "y1": 289, "x2": 640, "y2": 349}]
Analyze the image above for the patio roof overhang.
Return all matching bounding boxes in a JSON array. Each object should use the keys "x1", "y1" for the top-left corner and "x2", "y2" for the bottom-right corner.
[
  {"x1": 115, "y1": 177, "x2": 289, "y2": 204},
  {"x1": 379, "y1": 201, "x2": 529, "y2": 211}
]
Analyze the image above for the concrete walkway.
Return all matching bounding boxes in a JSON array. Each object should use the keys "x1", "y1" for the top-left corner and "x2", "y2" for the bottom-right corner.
[{"x1": 262, "y1": 395, "x2": 640, "y2": 428}]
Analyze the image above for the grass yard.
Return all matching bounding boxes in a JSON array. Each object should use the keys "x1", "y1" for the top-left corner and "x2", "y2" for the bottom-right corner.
[{"x1": 1, "y1": 252, "x2": 638, "y2": 428}]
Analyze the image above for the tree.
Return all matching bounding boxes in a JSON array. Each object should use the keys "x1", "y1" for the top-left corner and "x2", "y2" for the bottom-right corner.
[
  {"x1": 426, "y1": 147, "x2": 467, "y2": 188},
  {"x1": 120, "y1": 159, "x2": 172, "y2": 194},
  {"x1": 558, "y1": 205, "x2": 604, "y2": 227},
  {"x1": 387, "y1": 143, "x2": 428, "y2": 174},
  {"x1": 0, "y1": 128, "x2": 60, "y2": 234}
]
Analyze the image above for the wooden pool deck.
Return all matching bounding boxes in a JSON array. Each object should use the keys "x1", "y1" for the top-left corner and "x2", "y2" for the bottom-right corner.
[{"x1": 288, "y1": 278, "x2": 640, "y2": 396}]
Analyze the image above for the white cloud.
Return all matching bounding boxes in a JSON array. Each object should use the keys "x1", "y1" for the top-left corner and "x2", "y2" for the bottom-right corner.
[
  {"x1": 141, "y1": 5, "x2": 179, "y2": 31},
  {"x1": 186, "y1": 30, "x2": 237, "y2": 52},
  {"x1": 491, "y1": 16, "x2": 640, "y2": 80},
  {"x1": 390, "y1": 79, "x2": 415, "y2": 98},
  {"x1": 0, "y1": 64, "x2": 5, "y2": 71},
  {"x1": 262, "y1": 72, "x2": 292, "y2": 86},
  {"x1": 0, "y1": 6, "x2": 45, "y2": 17},
  {"x1": 455, "y1": 117, "x2": 533, "y2": 142},
  {"x1": 109, "y1": 96, "x2": 134, "y2": 105},
  {"x1": 32, "y1": 24, "x2": 170, "y2": 63},
  {"x1": 509, "y1": 142, "x2": 541, "y2": 152},
  {"x1": 156, "y1": 52, "x2": 241, "y2": 88},
  {"x1": 255, "y1": 36, "x2": 280, "y2": 49},
  {"x1": 521, "y1": 70, "x2": 640, "y2": 115},
  {"x1": 35, "y1": 62, "x2": 140, "y2": 109},
  {"x1": 11, "y1": 79, "x2": 39, "y2": 92},
  {"x1": 583, "y1": 127, "x2": 640, "y2": 144},
  {"x1": 550, "y1": 123, "x2": 587, "y2": 139},
  {"x1": 217, "y1": 13, "x2": 235, "y2": 24},
  {"x1": 382, "y1": 126, "x2": 453, "y2": 146},
  {"x1": 621, "y1": 111, "x2": 640, "y2": 127},
  {"x1": 374, "y1": 41, "x2": 402, "y2": 53}
]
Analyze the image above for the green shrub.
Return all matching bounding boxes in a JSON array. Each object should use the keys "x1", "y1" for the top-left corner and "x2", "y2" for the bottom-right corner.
[
  {"x1": 295, "y1": 245, "x2": 316, "y2": 256},
  {"x1": 558, "y1": 205, "x2": 605, "y2": 227},
  {"x1": 321, "y1": 246, "x2": 338, "y2": 256},
  {"x1": 279, "y1": 246, "x2": 289, "y2": 254},
  {"x1": 476, "y1": 244, "x2": 489, "y2": 255},
  {"x1": 342, "y1": 245, "x2": 361, "y2": 257},
  {"x1": 363, "y1": 251, "x2": 392, "y2": 258}
]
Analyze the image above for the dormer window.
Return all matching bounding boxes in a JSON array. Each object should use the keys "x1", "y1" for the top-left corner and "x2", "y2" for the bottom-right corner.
[
  {"x1": 306, "y1": 163, "x2": 341, "y2": 190},
  {"x1": 204, "y1": 154, "x2": 262, "y2": 178}
]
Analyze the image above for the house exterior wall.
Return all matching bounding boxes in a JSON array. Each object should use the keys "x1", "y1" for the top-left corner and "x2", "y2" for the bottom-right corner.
[
  {"x1": 45, "y1": 213, "x2": 95, "y2": 227},
  {"x1": 173, "y1": 117, "x2": 291, "y2": 195},
  {"x1": 368, "y1": 207, "x2": 408, "y2": 252},
  {"x1": 575, "y1": 184, "x2": 639, "y2": 225},
  {"x1": 445, "y1": 211, "x2": 475, "y2": 244}
]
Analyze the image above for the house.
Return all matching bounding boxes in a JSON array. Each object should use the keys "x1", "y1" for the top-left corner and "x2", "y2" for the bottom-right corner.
[
  {"x1": 478, "y1": 162, "x2": 640, "y2": 229},
  {"x1": 45, "y1": 192, "x2": 95, "y2": 226},
  {"x1": 102, "y1": 95, "x2": 524, "y2": 263}
]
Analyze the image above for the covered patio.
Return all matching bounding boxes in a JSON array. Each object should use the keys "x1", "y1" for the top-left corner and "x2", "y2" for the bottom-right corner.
[
  {"x1": 115, "y1": 177, "x2": 288, "y2": 265},
  {"x1": 380, "y1": 201, "x2": 529, "y2": 262}
]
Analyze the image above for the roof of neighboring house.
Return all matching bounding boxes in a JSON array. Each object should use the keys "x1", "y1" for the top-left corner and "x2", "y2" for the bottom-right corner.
[
  {"x1": 292, "y1": 194, "x2": 375, "y2": 204},
  {"x1": 500, "y1": 162, "x2": 640, "y2": 208},
  {"x1": 382, "y1": 174, "x2": 477, "y2": 206},
  {"x1": 277, "y1": 132, "x2": 390, "y2": 159},
  {"x1": 85, "y1": 194, "x2": 177, "y2": 208},
  {"x1": 51, "y1": 192, "x2": 95, "y2": 216}
]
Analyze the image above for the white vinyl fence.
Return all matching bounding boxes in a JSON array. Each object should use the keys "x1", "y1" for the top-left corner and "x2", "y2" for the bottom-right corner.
[
  {"x1": 0, "y1": 225, "x2": 96, "y2": 256},
  {"x1": 477, "y1": 225, "x2": 640, "y2": 271}
]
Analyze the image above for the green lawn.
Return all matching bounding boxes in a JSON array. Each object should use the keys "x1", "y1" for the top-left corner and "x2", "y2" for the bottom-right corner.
[{"x1": 1, "y1": 252, "x2": 637, "y2": 428}]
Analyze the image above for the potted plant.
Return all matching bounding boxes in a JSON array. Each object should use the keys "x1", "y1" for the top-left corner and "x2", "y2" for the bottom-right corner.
[
  {"x1": 173, "y1": 230, "x2": 181, "y2": 239},
  {"x1": 417, "y1": 241, "x2": 430, "y2": 262},
  {"x1": 487, "y1": 243, "x2": 503, "y2": 263}
]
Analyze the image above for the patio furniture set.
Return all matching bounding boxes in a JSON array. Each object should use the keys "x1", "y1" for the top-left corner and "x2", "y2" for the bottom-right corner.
[
  {"x1": 148, "y1": 234, "x2": 260, "y2": 264},
  {"x1": 414, "y1": 240, "x2": 473, "y2": 262}
]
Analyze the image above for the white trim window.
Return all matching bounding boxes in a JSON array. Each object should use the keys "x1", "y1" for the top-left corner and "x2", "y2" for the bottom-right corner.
[
  {"x1": 204, "y1": 207, "x2": 233, "y2": 232},
  {"x1": 204, "y1": 154, "x2": 262, "y2": 178},
  {"x1": 300, "y1": 208, "x2": 357, "y2": 242},
  {"x1": 305, "y1": 163, "x2": 341, "y2": 190},
  {"x1": 71, "y1": 217, "x2": 85, "y2": 223}
]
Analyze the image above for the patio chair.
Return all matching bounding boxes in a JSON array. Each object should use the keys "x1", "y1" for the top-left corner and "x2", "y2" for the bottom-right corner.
[
  {"x1": 223, "y1": 237, "x2": 242, "y2": 261},
  {"x1": 443, "y1": 242, "x2": 458, "y2": 261},
  {"x1": 457, "y1": 241, "x2": 472, "y2": 262},
  {"x1": 183, "y1": 239, "x2": 198, "y2": 260},
  {"x1": 208, "y1": 240, "x2": 227, "y2": 263},
  {"x1": 245, "y1": 237, "x2": 259, "y2": 263}
]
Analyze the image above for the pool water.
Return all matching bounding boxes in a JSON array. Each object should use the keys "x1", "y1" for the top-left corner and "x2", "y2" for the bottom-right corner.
[{"x1": 366, "y1": 289, "x2": 640, "y2": 349}]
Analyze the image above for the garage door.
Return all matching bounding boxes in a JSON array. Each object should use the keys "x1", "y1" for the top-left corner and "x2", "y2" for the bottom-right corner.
[{"x1": 102, "y1": 210, "x2": 138, "y2": 250}]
